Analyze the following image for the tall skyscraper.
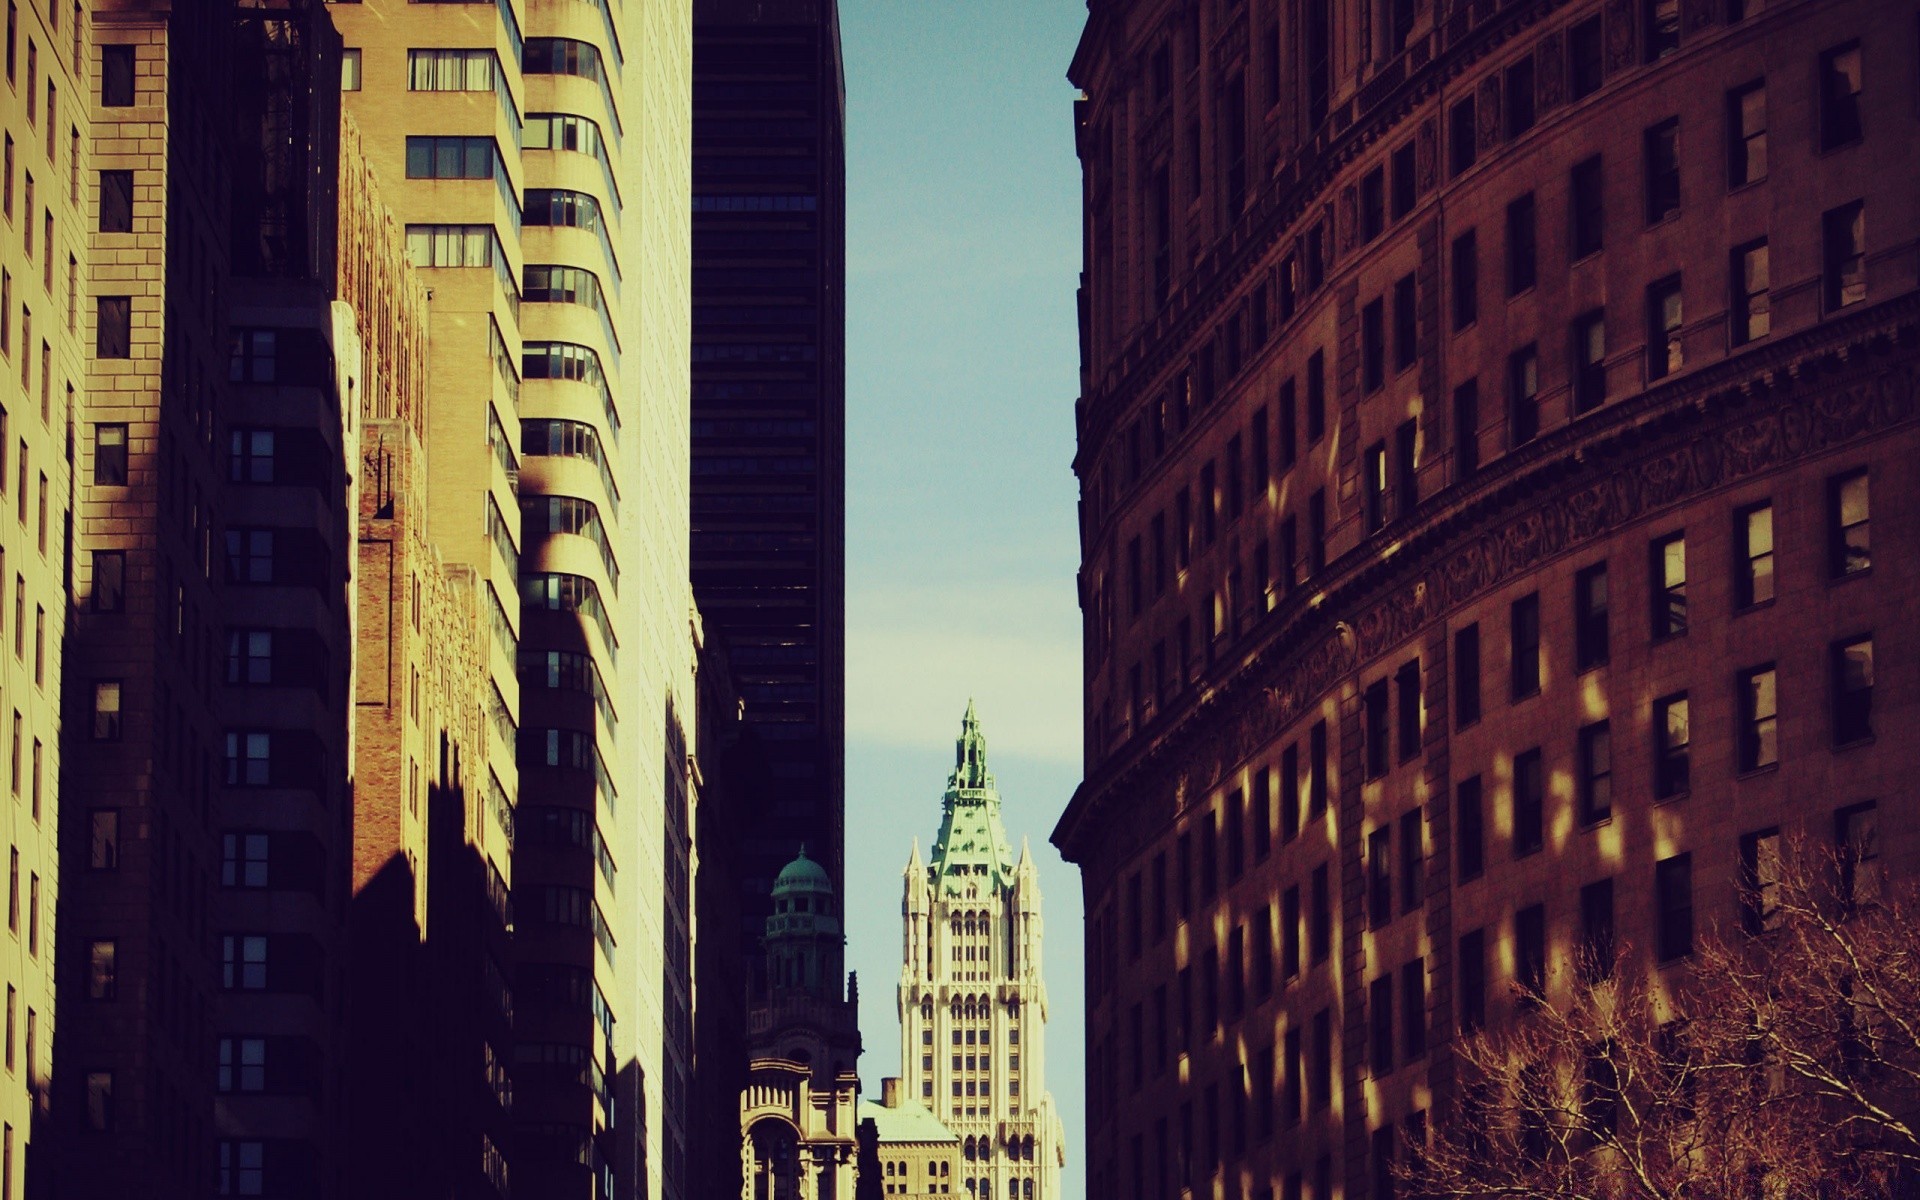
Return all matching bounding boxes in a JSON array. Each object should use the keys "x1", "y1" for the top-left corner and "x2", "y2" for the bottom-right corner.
[
  {"x1": 690, "y1": 0, "x2": 848, "y2": 937},
  {"x1": 1055, "y1": 0, "x2": 1920, "y2": 1195},
  {"x1": 328, "y1": 0, "x2": 701, "y2": 1193},
  {"x1": 896, "y1": 706, "x2": 1064, "y2": 1199}
]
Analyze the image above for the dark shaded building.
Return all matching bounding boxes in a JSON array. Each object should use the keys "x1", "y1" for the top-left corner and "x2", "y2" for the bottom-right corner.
[
  {"x1": 690, "y1": 0, "x2": 848, "y2": 943},
  {"x1": 1054, "y1": 0, "x2": 1920, "y2": 1196}
]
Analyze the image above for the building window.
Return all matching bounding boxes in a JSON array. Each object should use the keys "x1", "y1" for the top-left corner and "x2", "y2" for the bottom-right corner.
[
  {"x1": 1457, "y1": 775, "x2": 1484, "y2": 882},
  {"x1": 1360, "y1": 167, "x2": 1384, "y2": 243},
  {"x1": 1399, "y1": 808, "x2": 1424, "y2": 912},
  {"x1": 1396, "y1": 660, "x2": 1421, "y2": 763},
  {"x1": 91, "y1": 550, "x2": 124, "y2": 613},
  {"x1": 1644, "y1": 0, "x2": 1679, "y2": 62},
  {"x1": 1390, "y1": 141, "x2": 1416, "y2": 221},
  {"x1": 340, "y1": 46, "x2": 361, "y2": 90},
  {"x1": 1740, "y1": 829, "x2": 1783, "y2": 935},
  {"x1": 1362, "y1": 298, "x2": 1385, "y2": 394},
  {"x1": 90, "y1": 680, "x2": 121, "y2": 740},
  {"x1": 1578, "y1": 721, "x2": 1611, "y2": 825},
  {"x1": 1310, "y1": 864, "x2": 1330, "y2": 962},
  {"x1": 1654, "y1": 692, "x2": 1690, "y2": 798},
  {"x1": 1505, "y1": 56, "x2": 1535, "y2": 137},
  {"x1": 228, "y1": 329, "x2": 277, "y2": 382},
  {"x1": 224, "y1": 529, "x2": 275, "y2": 584},
  {"x1": 218, "y1": 1038, "x2": 267, "y2": 1094},
  {"x1": 1363, "y1": 443, "x2": 1387, "y2": 535},
  {"x1": 1451, "y1": 229, "x2": 1477, "y2": 330},
  {"x1": 98, "y1": 169, "x2": 132, "y2": 232},
  {"x1": 1655, "y1": 854, "x2": 1693, "y2": 962},
  {"x1": 405, "y1": 135, "x2": 503, "y2": 181},
  {"x1": 1644, "y1": 118, "x2": 1680, "y2": 224},
  {"x1": 1515, "y1": 903, "x2": 1547, "y2": 999},
  {"x1": 1736, "y1": 663, "x2": 1778, "y2": 773},
  {"x1": 1836, "y1": 801, "x2": 1880, "y2": 910},
  {"x1": 1512, "y1": 747, "x2": 1543, "y2": 857},
  {"x1": 1574, "y1": 562, "x2": 1608, "y2": 671},
  {"x1": 1305, "y1": 351, "x2": 1325, "y2": 442},
  {"x1": 218, "y1": 1139, "x2": 266, "y2": 1196},
  {"x1": 1831, "y1": 635, "x2": 1874, "y2": 746},
  {"x1": 1454, "y1": 378, "x2": 1479, "y2": 481},
  {"x1": 1447, "y1": 621, "x2": 1485, "y2": 737},
  {"x1": 1569, "y1": 16, "x2": 1603, "y2": 99},
  {"x1": 88, "y1": 811, "x2": 117, "y2": 870},
  {"x1": 1651, "y1": 532, "x2": 1686, "y2": 637},
  {"x1": 1570, "y1": 155, "x2": 1603, "y2": 259},
  {"x1": 94, "y1": 296, "x2": 130, "y2": 358},
  {"x1": 92, "y1": 423, "x2": 128, "y2": 486},
  {"x1": 1736, "y1": 502, "x2": 1773, "y2": 607},
  {"x1": 1458, "y1": 928, "x2": 1486, "y2": 1031},
  {"x1": 406, "y1": 47, "x2": 497, "y2": 91},
  {"x1": 225, "y1": 631, "x2": 273, "y2": 686},
  {"x1": 1727, "y1": 79, "x2": 1766, "y2": 187},
  {"x1": 222, "y1": 832, "x2": 269, "y2": 888},
  {"x1": 1505, "y1": 193, "x2": 1536, "y2": 295},
  {"x1": 1507, "y1": 345, "x2": 1538, "y2": 447},
  {"x1": 85, "y1": 939, "x2": 114, "y2": 999},
  {"x1": 224, "y1": 732, "x2": 271, "y2": 788},
  {"x1": 1392, "y1": 273, "x2": 1417, "y2": 372},
  {"x1": 1367, "y1": 827, "x2": 1391, "y2": 926},
  {"x1": 1818, "y1": 42, "x2": 1863, "y2": 151},
  {"x1": 1646, "y1": 275, "x2": 1683, "y2": 381},
  {"x1": 100, "y1": 44, "x2": 134, "y2": 106},
  {"x1": 1822, "y1": 201, "x2": 1866, "y2": 312},
  {"x1": 1509, "y1": 593, "x2": 1540, "y2": 700},
  {"x1": 84, "y1": 1071, "x2": 112, "y2": 1132},
  {"x1": 1449, "y1": 94, "x2": 1477, "y2": 177},
  {"x1": 222, "y1": 936, "x2": 269, "y2": 991},
  {"x1": 1572, "y1": 308, "x2": 1606, "y2": 415},
  {"x1": 1580, "y1": 878, "x2": 1615, "y2": 980},
  {"x1": 1370, "y1": 975, "x2": 1394, "y2": 1076},
  {"x1": 1827, "y1": 468, "x2": 1869, "y2": 577},
  {"x1": 228, "y1": 430, "x2": 274, "y2": 484},
  {"x1": 1730, "y1": 239, "x2": 1770, "y2": 347}
]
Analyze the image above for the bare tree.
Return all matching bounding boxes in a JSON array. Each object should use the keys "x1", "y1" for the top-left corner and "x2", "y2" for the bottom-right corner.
[{"x1": 1403, "y1": 840, "x2": 1920, "y2": 1199}]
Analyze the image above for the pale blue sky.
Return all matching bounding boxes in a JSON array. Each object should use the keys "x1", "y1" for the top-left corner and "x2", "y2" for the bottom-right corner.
[{"x1": 838, "y1": 2, "x2": 1089, "y2": 1195}]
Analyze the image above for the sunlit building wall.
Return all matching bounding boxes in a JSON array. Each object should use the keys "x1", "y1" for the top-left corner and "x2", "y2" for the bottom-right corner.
[{"x1": 1056, "y1": 0, "x2": 1920, "y2": 1195}]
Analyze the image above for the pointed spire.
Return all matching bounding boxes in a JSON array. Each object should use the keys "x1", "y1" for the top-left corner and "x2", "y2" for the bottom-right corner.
[
  {"x1": 954, "y1": 701, "x2": 991, "y2": 791},
  {"x1": 906, "y1": 838, "x2": 923, "y2": 873}
]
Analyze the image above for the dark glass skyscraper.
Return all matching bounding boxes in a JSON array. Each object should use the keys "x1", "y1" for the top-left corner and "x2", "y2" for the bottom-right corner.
[{"x1": 691, "y1": 0, "x2": 847, "y2": 933}]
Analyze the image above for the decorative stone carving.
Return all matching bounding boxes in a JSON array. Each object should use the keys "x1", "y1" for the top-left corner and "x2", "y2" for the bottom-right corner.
[
  {"x1": 1605, "y1": 0, "x2": 1636, "y2": 73},
  {"x1": 1339, "y1": 185, "x2": 1358, "y2": 253},
  {"x1": 1686, "y1": 0, "x2": 1719, "y2": 32},
  {"x1": 1537, "y1": 30, "x2": 1566, "y2": 110},
  {"x1": 1476, "y1": 74, "x2": 1502, "y2": 154},
  {"x1": 1416, "y1": 119, "x2": 1437, "y2": 193}
]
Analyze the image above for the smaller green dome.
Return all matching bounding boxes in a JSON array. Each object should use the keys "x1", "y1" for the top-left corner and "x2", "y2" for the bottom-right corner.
[{"x1": 773, "y1": 845, "x2": 833, "y2": 898}]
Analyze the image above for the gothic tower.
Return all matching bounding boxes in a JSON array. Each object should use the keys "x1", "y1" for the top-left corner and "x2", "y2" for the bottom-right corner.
[{"x1": 897, "y1": 705, "x2": 1065, "y2": 1198}]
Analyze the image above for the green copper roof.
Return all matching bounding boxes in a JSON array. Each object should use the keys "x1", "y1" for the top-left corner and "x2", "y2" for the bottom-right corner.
[{"x1": 928, "y1": 702, "x2": 1017, "y2": 894}]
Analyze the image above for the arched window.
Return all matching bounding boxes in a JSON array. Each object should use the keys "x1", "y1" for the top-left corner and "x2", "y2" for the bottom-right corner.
[
  {"x1": 1024, "y1": 1179, "x2": 1034, "y2": 1198},
  {"x1": 1023, "y1": 1135, "x2": 1034, "y2": 1161},
  {"x1": 921, "y1": 997, "x2": 933, "y2": 1021}
]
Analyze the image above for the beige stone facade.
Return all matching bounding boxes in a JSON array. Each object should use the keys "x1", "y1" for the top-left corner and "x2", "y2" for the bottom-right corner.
[{"x1": 1057, "y1": 0, "x2": 1920, "y2": 1196}]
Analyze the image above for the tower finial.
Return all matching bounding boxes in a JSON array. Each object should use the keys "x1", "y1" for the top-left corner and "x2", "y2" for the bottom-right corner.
[{"x1": 954, "y1": 702, "x2": 990, "y2": 789}]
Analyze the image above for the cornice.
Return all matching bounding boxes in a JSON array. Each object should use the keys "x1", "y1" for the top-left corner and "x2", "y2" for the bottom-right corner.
[{"x1": 1055, "y1": 294, "x2": 1920, "y2": 870}]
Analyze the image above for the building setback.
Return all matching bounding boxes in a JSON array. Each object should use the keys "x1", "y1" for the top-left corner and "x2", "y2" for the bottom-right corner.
[
  {"x1": 690, "y1": 0, "x2": 848, "y2": 940},
  {"x1": 1055, "y1": 0, "x2": 1920, "y2": 1196}
]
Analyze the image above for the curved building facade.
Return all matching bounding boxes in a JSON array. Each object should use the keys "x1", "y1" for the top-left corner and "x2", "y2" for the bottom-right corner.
[{"x1": 1053, "y1": 0, "x2": 1920, "y2": 1195}]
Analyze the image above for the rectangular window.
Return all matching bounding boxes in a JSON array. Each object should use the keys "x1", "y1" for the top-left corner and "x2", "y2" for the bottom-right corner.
[
  {"x1": 1644, "y1": 118, "x2": 1681, "y2": 224},
  {"x1": 1226, "y1": 790, "x2": 1245, "y2": 882},
  {"x1": 1837, "y1": 801, "x2": 1880, "y2": 909},
  {"x1": 1578, "y1": 721, "x2": 1612, "y2": 825},
  {"x1": 90, "y1": 681, "x2": 120, "y2": 740},
  {"x1": 1396, "y1": 660, "x2": 1421, "y2": 763},
  {"x1": 1508, "y1": 344, "x2": 1539, "y2": 446},
  {"x1": 1569, "y1": 16, "x2": 1603, "y2": 99},
  {"x1": 1516, "y1": 902, "x2": 1547, "y2": 998},
  {"x1": 1832, "y1": 635, "x2": 1874, "y2": 745},
  {"x1": 1819, "y1": 42, "x2": 1863, "y2": 151},
  {"x1": 1734, "y1": 502, "x2": 1774, "y2": 608},
  {"x1": 1451, "y1": 228, "x2": 1477, "y2": 330},
  {"x1": 1656, "y1": 853, "x2": 1693, "y2": 961},
  {"x1": 1580, "y1": 878, "x2": 1615, "y2": 980},
  {"x1": 1504, "y1": 56, "x2": 1535, "y2": 138},
  {"x1": 1572, "y1": 308, "x2": 1606, "y2": 415},
  {"x1": 1828, "y1": 468, "x2": 1869, "y2": 577},
  {"x1": 1401, "y1": 958, "x2": 1426, "y2": 1060},
  {"x1": 94, "y1": 296, "x2": 130, "y2": 358},
  {"x1": 1574, "y1": 562, "x2": 1608, "y2": 670},
  {"x1": 1655, "y1": 692, "x2": 1690, "y2": 798},
  {"x1": 1250, "y1": 407, "x2": 1270, "y2": 504},
  {"x1": 1400, "y1": 808, "x2": 1424, "y2": 913},
  {"x1": 93, "y1": 424, "x2": 127, "y2": 486},
  {"x1": 1739, "y1": 829, "x2": 1783, "y2": 935},
  {"x1": 1454, "y1": 622, "x2": 1481, "y2": 728},
  {"x1": 1395, "y1": 419, "x2": 1419, "y2": 522},
  {"x1": 1367, "y1": 826, "x2": 1391, "y2": 927},
  {"x1": 225, "y1": 731, "x2": 272, "y2": 788},
  {"x1": 225, "y1": 631, "x2": 273, "y2": 686},
  {"x1": 1651, "y1": 532, "x2": 1686, "y2": 637},
  {"x1": 1361, "y1": 167, "x2": 1385, "y2": 243},
  {"x1": 404, "y1": 135, "x2": 500, "y2": 181},
  {"x1": 1647, "y1": 275, "x2": 1684, "y2": 381},
  {"x1": 92, "y1": 550, "x2": 124, "y2": 612},
  {"x1": 1309, "y1": 1008, "x2": 1331, "y2": 1110},
  {"x1": 1512, "y1": 747, "x2": 1543, "y2": 857},
  {"x1": 1509, "y1": 593, "x2": 1540, "y2": 700},
  {"x1": 88, "y1": 811, "x2": 117, "y2": 870},
  {"x1": 1282, "y1": 885, "x2": 1301, "y2": 979},
  {"x1": 1727, "y1": 80, "x2": 1767, "y2": 187},
  {"x1": 1823, "y1": 201, "x2": 1866, "y2": 312},
  {"x1": 1306, "y1": 351, "x2": 1326, "y2": 442},
  {"x1": 85, "y1": 1072, "x2": 111, "y2": 1132},
  {"x1": 1307, "y1": 489, "x2": 1326, "y2": 573},
  {"x1": 1279, "y1": 379, "x2": 1297, "y2": 467},
  {"x1": 1730, "y1": 239, "x2": 1770, "y2": 347},
  {"x1": 1309, "y1": 863, "x2": 1330, "y2": 963},
  {"x1": 1370, "y1": 975, "x2": 1394, "y2": 1076},
  {"x1": 1280, "y1": 745, "x2": 1300, "y2": 844},
  {"x1": 1393, "y1": 273, "x2": 1417, "y2": 371},
  {"x1": 1570, "y1": 155, "x2": 1604, "y2": 259},
  {"x1": 1449, "y1": 95, "x2": 1477, "y2": 177},
  {"x1": 1457, "y1": 775, "x2": 1484, "y2": 881},
  {"x1": 224, "y1": 529, "x2": 275, "y2": 584},
  {"x1": 1390, "y1": 141, "x2": 1416, "y2": 221},
  {"x1": 1644, "y1": 0, "x2": 1679, "y2": 61},
  {"x1": 98, "y1": 169, "x2": 134, "y2": 233},
  {"x1": 222, "y1": 832, "x2": 270, "y2": 889},
  {"x1": 100, "y1": 44, "x2": 134, "y2": 106},
  {"x1": 1308, "y1": 719, "x2": 1328, "y2": 818},
  {"x1": 1454, "y1": 378, "x2": 1480, "y2": 481},
  {"x1": 1364, "y1": 442, "x2": 1387, "y2": 535},
  {"x1": 1505, "y1": 193, "x2": 1536, "y2": 295},
  {"x1": 1252, "y1": 768, "x2": 1272, "y2": 862},
  {"x1": 1737, "y1": 663, "x2": 1778, "y2": 772},
  {"x1": 85, "y1": 939, "x2": 114, "y2": 999},
  {"x1": 1362, "y1": 298, "x2": 1385, "y2": 393},
  {"x1": 1458, "y1": 928, "x2": 1486, "y2": 1031}
]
